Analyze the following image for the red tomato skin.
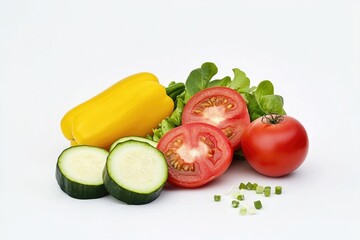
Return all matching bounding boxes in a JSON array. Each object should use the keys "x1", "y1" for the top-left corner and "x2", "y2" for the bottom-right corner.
[
  {"x1": 182, "y1": 87, "x2": 250, "y2": 150},
  {"x1": 240, "y1": 115, "x2": 309, "y2": 177},
  {"x1": 157, "y1": 123, "x2": 233, "y2": 188}
]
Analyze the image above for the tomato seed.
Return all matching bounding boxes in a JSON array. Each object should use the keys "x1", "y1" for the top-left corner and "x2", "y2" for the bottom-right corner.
[
  {"x1": 215, "y1": 98, "x2": 224, "y2": 106},
  {"x1": 223, "y1": 127, "x2": 234, "y2": 138},
  {"x1": 226, "y1": 104, "x2": 233, "y2": 109}
]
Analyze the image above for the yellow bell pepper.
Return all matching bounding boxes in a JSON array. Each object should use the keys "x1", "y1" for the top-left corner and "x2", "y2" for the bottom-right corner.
[{"x1": 60, "y1": 72, "x2": 174, "y2": 150}]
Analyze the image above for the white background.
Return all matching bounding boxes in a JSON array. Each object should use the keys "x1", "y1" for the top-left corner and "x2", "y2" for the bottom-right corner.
[{"x1": 1, "y1": 0, "x2": 359, "y2": 239}]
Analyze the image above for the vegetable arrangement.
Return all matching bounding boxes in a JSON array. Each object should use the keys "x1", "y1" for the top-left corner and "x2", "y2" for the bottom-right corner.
[{"x1": 56, "y1": 62, "x2": 309, "y2": 208}]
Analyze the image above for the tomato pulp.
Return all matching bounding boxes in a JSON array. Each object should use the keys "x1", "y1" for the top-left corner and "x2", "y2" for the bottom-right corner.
[
  {"x1": 157, "y1": 123, "x2": 233, "y2": 188},
  {"x1": 182, "y1": 87, "x2": 250, "y2": 150},
  {"x1": 240, "y1": 114, "x2": 309, "y2": 177}
]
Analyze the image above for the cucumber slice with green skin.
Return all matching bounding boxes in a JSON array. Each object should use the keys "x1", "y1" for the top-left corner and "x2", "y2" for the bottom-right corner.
[
  {"x1": 109, "y1": 136, "x2": 157, "y2": 151},
  {"x1": 103, "y1": 140, "x2": 168, "y2": 204},
  {"x1": 56, "y1": 145, "x2": 108, "y2": 199}
]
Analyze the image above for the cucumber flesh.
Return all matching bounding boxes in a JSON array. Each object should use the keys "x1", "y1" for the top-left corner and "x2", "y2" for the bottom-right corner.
[
  {"x1": 110, "y1": 136, "x2": 157, "y2": 151},
  {"x1": 103, "y1": 140, "x2": 168, "y2": 204},
  {"x1": 56, "y1": 145, "x2": 108, "y2": 199}
]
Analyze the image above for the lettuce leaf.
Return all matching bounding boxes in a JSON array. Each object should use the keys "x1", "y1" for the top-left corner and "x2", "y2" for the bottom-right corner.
[
  {"x1": 244, "y1": 80, "x2": 286, "y2": 121},
  {"x1": 185, "y1": 62, "x2": 218, "y2": 98}
]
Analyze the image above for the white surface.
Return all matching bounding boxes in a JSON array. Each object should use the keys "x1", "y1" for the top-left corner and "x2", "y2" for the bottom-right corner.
[{"x1": 1, "y1": 0, "x2": 359, "y2": 239}]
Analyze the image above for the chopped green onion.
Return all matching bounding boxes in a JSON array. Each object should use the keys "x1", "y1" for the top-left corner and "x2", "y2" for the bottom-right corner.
[
  {"x1": 232, "y1": 200, "x2": 239, "y2": 208},
  {"x1": 237, "y1": 194, "x2": 245, "y2": 201},
  {"x1": 215, "y1": 182, "x2": 284, "y2": 215},
  {"x1": 275, "y1": 186, "x2": 282, "y2": 195},
  {"x1": 264, "y1": 186, "x2": 271, "y2": 197},
  {"x1": 231, "y1": 190, "x2": 243, "y2": 199},
  {"x1": 256, "y1": 186, "x2": 264, "y2": 194},
  {"x1": 248, "y1": 206, "x2": 256, "y2": 215},
  {"x1": 239, "y1": 206, "x2": 247, "y2": 215},
  {"x1": 254, "y1": 200, "x2": 262, "y2": 209},
  {"x1": 239, "y1": 183, "x2": 246, "y2": 189},
  {"x1": 214, "y1": 195, "x2": 221, "y2": 202}
]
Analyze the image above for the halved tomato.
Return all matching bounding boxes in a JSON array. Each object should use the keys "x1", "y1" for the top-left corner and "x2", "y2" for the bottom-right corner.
[
  {"x1": 182, "y1": 87, "x2": 250, "y2": 150},
  {"x1": 157, "y1": 123, "x2": 233, "y2": 188}
]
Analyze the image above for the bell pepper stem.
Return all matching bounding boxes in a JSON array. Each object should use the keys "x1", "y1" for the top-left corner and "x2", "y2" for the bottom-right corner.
[{"x1": 166, "y1": 82, "x2": 185, "y2": 102}]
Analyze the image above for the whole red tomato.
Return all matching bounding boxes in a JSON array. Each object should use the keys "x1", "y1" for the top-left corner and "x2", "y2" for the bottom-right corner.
[{"x1": 240, "y1": 114, "x2": 309, "y2": 177}]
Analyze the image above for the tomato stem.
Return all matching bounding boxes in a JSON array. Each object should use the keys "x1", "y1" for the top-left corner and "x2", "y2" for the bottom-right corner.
[{"x1": 261, "y1": 114, "x2": 284, "y2": 125}]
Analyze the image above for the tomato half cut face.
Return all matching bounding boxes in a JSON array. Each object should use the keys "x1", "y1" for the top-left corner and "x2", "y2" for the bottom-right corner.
[
  {"x1": 181, "y1": 87, "x2": 250, "y2": 150},
  {"x1": 157, "y1": 123, "x2": 233, "y2": 188}
]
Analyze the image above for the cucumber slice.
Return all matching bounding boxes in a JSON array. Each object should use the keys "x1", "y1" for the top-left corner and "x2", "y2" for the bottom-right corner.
[
  {"x1": 109, "y1": 136, "x2": 157, "y2": 151},
  {"x1": 56, "y1": 145, "x2": 108, "y2": 199},
  {"x1": 103, "y1": 140, "x2": 168, "y2": 204}
]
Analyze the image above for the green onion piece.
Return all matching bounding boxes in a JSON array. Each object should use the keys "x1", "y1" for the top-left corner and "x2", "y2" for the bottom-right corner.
[
  {"x1": 275, "y1": 186, "x2": 282, "y2": 195},
  {"x1": 231, "y1": 190, "x2": 243, "y2": 199},
  {"x1": 264, "y1": 186, "x2": 271, "y2": 197},
  {"x1": 254, "y1": 200, "x2": 262, "y2": 209},
  {"x1": 248, "y1": 206, "x2": 256, "y2": 215},
  {"x1": 214, "y1": 195, "x2": 221, "y2": 202},
  {"x1": 251, "y1": 183, "x2": 258, "y2": 190},
  {"x1": 239, "y1": 183, "x2": 246, "y2": 189},
  {"x1": 246, "y1": 182, "x2": 253, "y2": 190},
  {"x1": 232, "y1": 200, "x2": 239, "y2": 208},
  {"x1": 256, "y1": 186, "x2": 264, "y2": 194},
  {"x1": 239, "y1": 206, "x2": 247, "y2": 215},
  {"x1": 237, "y1": 194, "x2": 245, "y2": 201}
]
